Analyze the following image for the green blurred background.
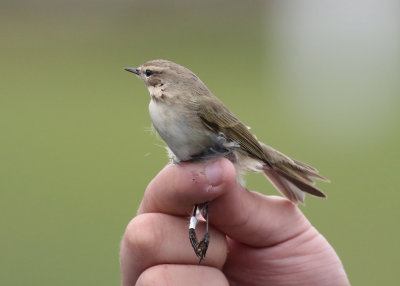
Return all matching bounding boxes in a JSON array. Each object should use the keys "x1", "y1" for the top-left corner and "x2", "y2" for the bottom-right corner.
[{"x1": 1, "y1": 0, "x2": 399, "y2": 285}]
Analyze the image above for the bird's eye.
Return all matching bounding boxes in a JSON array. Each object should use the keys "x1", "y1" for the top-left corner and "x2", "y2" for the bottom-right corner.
[{"x1": 145, "y1": 69, "x2": 153, "y2": 77}]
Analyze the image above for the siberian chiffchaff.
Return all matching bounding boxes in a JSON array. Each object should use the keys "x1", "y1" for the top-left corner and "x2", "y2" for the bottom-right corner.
[{"x1": 125, "y1": 59, "x2": 328, "y2": 262}]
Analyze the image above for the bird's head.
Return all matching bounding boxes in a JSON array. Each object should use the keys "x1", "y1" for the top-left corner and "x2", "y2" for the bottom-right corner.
[{"x1": 125, "y1": 59, "x2": 210, "y2": 98}]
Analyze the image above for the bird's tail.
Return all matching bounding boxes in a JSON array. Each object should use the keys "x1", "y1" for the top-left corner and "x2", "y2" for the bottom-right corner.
[{"x1": 261, "y1": 143, "x2": 329, "y2": 204}]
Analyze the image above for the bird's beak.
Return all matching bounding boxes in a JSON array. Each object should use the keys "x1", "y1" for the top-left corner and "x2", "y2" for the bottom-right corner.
[{"x1": 124, "y1": 67, "x2": 140, "y2": 75}]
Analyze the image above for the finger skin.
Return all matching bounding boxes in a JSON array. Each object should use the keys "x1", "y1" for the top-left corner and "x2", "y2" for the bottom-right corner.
[
  {"x1": 120, "y1": 213, "x2": 227, "y2": 286},
  {"x1": 136, "y1": 265, "x2": 229, "y2": 286},
  {"x1": 209, "y1": 190, "x2": 310, "y2": 247},
  {"x1": 138, "y1": 158, "x2": 310, "y2": 247},
  {"x1": 223, "y1": 230, "x2": 349, "y2": 286},
  {"x1": 137, "y1": 159, "x2": 228, "y2": 216}
]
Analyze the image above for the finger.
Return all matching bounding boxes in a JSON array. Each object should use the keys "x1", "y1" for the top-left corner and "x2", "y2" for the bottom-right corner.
[
  {"x1": 201, "y1": 159, "x2": 311, "y2": 247},
  {"x1": 138, "y1": 159, "x2": 231, "y2": 216},
  {"x1": 209, "y1": 186, "x2": 311, "y2": 248},
  {"x1": 120, "y1": 213, "x2": 227, "y2": 286},
  {"x1": 136, "y1": 264, "x2": 229, "y2": 286},
  {"x1": 138, "y1": 157, "x2": 310, "y2": 247}
]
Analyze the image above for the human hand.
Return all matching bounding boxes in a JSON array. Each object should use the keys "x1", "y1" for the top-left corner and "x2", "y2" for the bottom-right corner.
[{"x1": 120, "y1": 158, "x2": 349, "y2": 285}]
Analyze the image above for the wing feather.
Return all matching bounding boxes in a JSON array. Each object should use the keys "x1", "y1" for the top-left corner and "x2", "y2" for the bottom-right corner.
[{"x1": 197, "y1": 97, "x2": 267, "y2": 163}]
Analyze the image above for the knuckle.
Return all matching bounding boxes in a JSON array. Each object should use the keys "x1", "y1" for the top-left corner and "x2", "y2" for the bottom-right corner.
[
  {"x1": 277, "y1": 196, "x2": 302, "y2": 214},
  {"x1": 122, "y1": 214, "x2": 161, "y2": 255},
  {"x1": 136, "y1": 266, "x2": 168, "y2": 286}
]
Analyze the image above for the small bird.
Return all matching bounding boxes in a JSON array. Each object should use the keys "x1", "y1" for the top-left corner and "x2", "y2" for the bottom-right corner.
[{"x1": 124, "y1": 59, "x2": 328, "y2": 263}]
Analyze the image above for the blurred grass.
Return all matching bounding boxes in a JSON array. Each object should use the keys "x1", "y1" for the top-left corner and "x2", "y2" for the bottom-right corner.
[{"x1": 1, "y1": 1, "x2": 399, "y2": 285}]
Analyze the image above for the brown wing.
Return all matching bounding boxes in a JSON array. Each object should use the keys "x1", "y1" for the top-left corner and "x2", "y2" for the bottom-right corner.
[
  {"x1": 197, "y1": 96, "x2": 267, "y2": 163},
  {"x1": 197, "y1": 97, "x2": 328, "y2": 204}
]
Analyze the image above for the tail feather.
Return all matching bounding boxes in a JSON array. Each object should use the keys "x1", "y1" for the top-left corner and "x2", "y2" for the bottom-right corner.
[
  {"x1": 292, "y1": 159, "x2": 317, "y2": 172},
  {"x1": 263, "y1": 167, "x2": 306, "y2": 204},
  {"x1": 274, "y1": 165, "x2": 315, "y2": 185},
  {"x1": 273, "y1": 167, "x2": 326, "y2": 198},
  {"x1": 275, "y1": 164, "x2": 329, "y2": 185},
  {"x1": 289, "y1": 160, "x2": 330, "y2": 183},
  {"x1": 260, "y1": 142, "x2": 328, "y2": 204},
  {"x1": 263, "y1": 166, "x2": 326, "y2": 204}
]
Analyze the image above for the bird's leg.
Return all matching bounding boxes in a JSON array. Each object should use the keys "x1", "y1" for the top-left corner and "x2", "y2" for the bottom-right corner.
[
  {"x1": 189, "y1": 204, "x2": 199, "y2": 252},
  {"x1": 189, "y1": 202, "x2": 210, "y2": 264},
  {"x1": 197, "y1": 202, "x2": 210, "y2": 263}
]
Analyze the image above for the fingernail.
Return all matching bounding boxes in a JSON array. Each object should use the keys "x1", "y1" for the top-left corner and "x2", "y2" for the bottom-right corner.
[{"x1": 205, "y1": 160, "x2": 223, "y2": 186}]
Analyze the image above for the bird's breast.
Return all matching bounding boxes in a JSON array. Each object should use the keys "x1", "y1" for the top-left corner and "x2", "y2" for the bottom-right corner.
[{"x1": 149, "y1": 99, "x2": 217, "y2": 161}]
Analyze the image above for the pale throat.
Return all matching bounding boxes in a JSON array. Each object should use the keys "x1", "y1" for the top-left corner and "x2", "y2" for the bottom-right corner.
[{"x1": 148, "y1": 85, "x2": 165, "y2": 99}]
